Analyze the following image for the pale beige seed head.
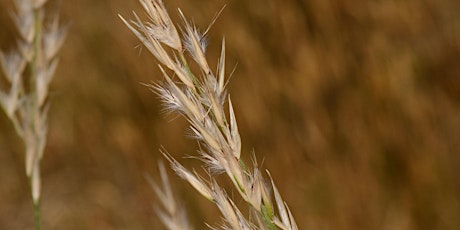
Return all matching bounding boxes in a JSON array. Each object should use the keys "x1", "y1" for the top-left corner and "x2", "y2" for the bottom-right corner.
[
  {"x1": 147, "y1": 162, "x2": 193, "y2": 230},
  {"x1": 165, "y1": 153, "x2": 214, "y2": 201},
  {"x1": 11, "y1": 8, "x2": 35, "y2": 43},
  {"x1": 212, "y1": 181, "x2": 242, "y2": 230},
  {"x1": 43, "y1": 15, "x2": 68, "y2": 60},
  {"x1": 0, "y1": 51, "x2": 27, "y2": 82},
  {"x1": 139, "y1": 0, "x2": 182, "y2": 51},
  {"x1": 122, "y1": 0, "x2": 298, "y2": 228},
  {"x1": 179, "y1": 9, "x2": 211, "y2": 75}
]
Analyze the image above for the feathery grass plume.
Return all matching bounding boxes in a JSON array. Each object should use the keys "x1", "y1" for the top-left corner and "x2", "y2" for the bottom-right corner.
[
  {"x1": 120, "y1": 0, "x2": 297, "y2": 229},
  {"x1": 146, "y1": 162, "x2": 193, "y2": 230},
  {"x1": 0, "y1": 0, "x2": 67, "y2": 229}
]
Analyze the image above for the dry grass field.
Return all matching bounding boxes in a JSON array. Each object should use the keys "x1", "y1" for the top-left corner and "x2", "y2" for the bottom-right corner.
[{"x1": 1, "y1": 0, "x2": 460, "y2": 229}]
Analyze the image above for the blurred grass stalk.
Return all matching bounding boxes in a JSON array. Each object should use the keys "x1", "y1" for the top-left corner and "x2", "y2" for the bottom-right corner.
[
  {"x1": 146, "y1": 162, "x2": 192, "y2": 230},
  {"x1": 0, "y1": 0, "x2": 66, "y2": 229},
  {"x1": 120, "y1": 0, "x2": 298, "y2": 229}
]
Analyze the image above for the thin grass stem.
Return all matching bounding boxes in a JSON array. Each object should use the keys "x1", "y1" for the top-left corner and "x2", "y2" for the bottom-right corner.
[{"x1": 33, "y1": 199, "x2": 42, "y2": 230}]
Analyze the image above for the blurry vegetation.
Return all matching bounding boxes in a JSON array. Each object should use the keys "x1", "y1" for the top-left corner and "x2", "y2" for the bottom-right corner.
[{"x1": 1, "y1": 0, "x2": 459, "y2": 229}]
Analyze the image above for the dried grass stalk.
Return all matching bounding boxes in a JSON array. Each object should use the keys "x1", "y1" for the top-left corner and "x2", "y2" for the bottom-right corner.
[
  {"x1": 146, "y1": 162, "x2": 193, "y2": 230},
  {"x1": 120, "y1": 0, "x2": 297, "y2": 229},
  {"x1": 0, "y1": 0, "x2": 67, "y2": 229}
]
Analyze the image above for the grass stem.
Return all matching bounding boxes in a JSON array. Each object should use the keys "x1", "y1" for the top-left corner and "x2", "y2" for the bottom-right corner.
[{"x1": 33, "y1": 199, "x2": 42, "y2": 230}]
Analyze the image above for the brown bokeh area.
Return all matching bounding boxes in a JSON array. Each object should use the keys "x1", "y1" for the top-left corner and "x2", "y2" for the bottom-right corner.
[{"x1": 1, "y1": 0, "x2": 460, "y2": 229}]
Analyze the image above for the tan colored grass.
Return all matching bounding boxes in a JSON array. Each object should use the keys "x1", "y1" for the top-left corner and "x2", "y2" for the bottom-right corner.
[
  {"x1": 0, "y1": 0, "x2": 67, "y2": 229},
  {"x1": 147, "y1": 162, "x2": 193, "y2": 230},
  {"x1": 120, "y1": 0, "x2": 297, "y2": 229}
]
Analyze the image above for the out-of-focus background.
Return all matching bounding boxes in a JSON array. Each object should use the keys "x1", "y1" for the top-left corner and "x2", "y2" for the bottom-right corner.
[{"x1": 1, "y1": 0, "x2": 460, "y2": 229}]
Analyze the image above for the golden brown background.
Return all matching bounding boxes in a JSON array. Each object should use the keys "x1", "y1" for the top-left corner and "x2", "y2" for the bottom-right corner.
[{"x1": 1, "y1": 0, "x2": 460, "y2": 229}]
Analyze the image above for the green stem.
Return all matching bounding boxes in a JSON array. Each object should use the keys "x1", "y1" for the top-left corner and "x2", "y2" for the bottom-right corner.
[
  {"x1": 33, "y1": 199, "x2": 42, "y2": 230},
  {"x1": 30, "y1": 8, "x2": 42, "y2": 230},
  {"x1": 178, "y1": 52, "x2": 200, "y2": 88}
]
